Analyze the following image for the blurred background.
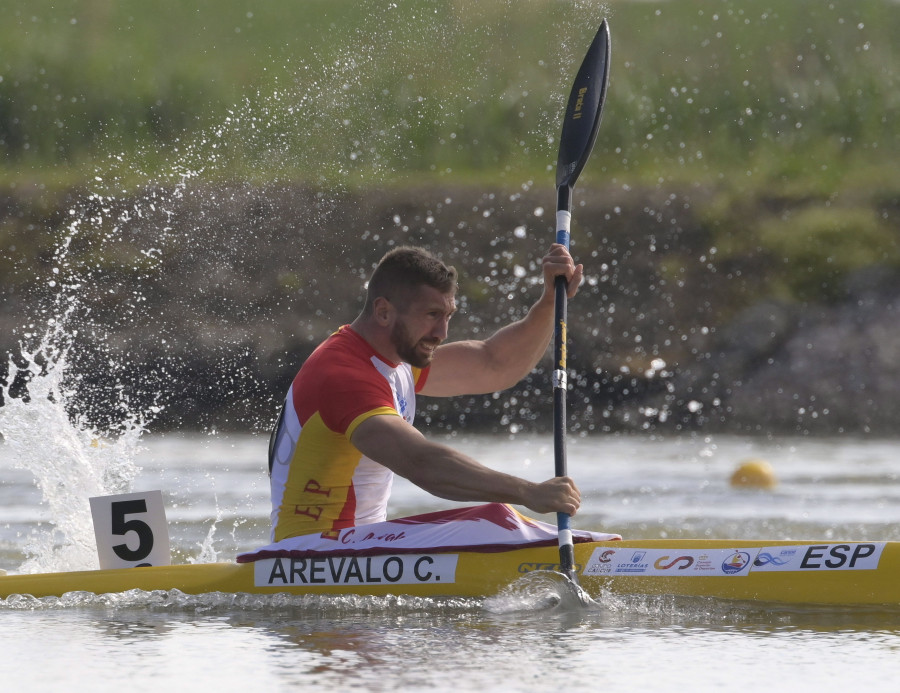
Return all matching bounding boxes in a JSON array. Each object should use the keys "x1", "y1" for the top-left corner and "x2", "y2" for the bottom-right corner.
[{"x1": 1, "y1": 0, "x2": 898, "y2": 437}]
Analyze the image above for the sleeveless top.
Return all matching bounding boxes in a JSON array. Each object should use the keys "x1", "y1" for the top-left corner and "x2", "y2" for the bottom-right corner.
[{"x1": 268, "y1": 326, "x2": 428, "y2": 541}]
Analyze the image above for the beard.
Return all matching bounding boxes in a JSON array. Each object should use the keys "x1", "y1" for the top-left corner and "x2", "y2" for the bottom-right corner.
[{"x1": 390, "y1": 319, "x2": 439, "y2": 368}]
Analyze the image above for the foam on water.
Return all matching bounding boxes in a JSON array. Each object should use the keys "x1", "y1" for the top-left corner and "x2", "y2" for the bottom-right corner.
[
  {"x1": 483, "y1": 570, "x2": 600, "y2": 613},
  {"x1": 0, "y1": 587, "x2": 482, "y2": 615}
]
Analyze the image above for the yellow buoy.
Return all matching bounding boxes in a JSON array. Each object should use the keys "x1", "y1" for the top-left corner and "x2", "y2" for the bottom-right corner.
[{"x1": 730, "y1": 458, "x2": 777, "y2": 489}]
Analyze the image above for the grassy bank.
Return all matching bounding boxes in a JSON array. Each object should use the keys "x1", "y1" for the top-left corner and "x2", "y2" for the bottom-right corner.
[{"x1": 2, "y1": 0, "x2": 898, "y2": 194}]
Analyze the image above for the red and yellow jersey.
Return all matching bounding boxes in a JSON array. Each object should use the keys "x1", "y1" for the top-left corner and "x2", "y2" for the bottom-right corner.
[{"x1": 268, "y1": 326, "x2": 429, "y2": 541}]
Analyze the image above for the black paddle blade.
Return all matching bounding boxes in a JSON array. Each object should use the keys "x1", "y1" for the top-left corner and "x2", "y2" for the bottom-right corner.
[{"x1": 555, "y1": 20, "x2": 611, "y2": 190}]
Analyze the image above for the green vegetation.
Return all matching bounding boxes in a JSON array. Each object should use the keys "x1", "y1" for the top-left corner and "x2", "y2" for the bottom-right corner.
[
  {"x1": 2, "y1": 1, "x2": 898, "y2": 188},
  {"x1": 757, "y1": 206, "x2": 898, "y2": 302}
]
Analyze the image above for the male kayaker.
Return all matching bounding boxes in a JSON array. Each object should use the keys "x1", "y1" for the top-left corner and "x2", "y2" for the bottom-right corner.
[{"x1": 267, "y1": 243, "x2": 583, "y2": 541}]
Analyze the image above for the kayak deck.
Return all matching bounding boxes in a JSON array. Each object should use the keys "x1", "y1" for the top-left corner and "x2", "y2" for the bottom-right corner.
[{"x1": 2, "y1": 540, "x2": 899, "y2": 606}]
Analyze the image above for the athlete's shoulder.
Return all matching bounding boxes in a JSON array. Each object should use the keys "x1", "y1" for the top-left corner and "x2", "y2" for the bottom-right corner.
[{"x1": 304, "y1": 326, "x2": 372, "y2": 367}]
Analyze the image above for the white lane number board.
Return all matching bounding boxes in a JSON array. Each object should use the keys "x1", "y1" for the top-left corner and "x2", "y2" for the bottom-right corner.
[{"x1": 90, "y1": 491, "x2": 171, "y2": 569}]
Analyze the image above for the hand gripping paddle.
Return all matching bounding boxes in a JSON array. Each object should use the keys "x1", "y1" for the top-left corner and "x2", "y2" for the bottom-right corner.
[{"x1": 552, "y1": 20, "x2": 610, "y2": 586}]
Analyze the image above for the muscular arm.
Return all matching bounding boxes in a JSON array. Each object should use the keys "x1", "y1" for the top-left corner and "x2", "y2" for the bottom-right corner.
[
  {"x1": 350, "y1": 414, "x2": 581, "y2": 516},
  {"x1": 421, "y1": 244, "x2": 583, "y2": 397}
]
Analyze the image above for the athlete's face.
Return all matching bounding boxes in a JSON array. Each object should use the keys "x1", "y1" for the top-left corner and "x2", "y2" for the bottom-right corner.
[{"x1": 390, "y1": 286, "x2": 456, "y2": 368}]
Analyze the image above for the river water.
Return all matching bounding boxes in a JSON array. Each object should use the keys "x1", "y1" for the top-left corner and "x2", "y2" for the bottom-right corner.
[{"x1": 2, "y1": 432, "x2": 899, "y2": 692}]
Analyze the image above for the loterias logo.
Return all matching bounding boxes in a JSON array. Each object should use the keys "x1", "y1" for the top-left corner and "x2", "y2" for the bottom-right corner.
[
  {"x1": 254, "y1": 554, "x2": 458, "y2": 587},
  {"x1": 612, "y1": 550, "x2": 650, "y2": 574}
]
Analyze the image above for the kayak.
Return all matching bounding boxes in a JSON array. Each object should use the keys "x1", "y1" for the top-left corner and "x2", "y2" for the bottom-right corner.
[{"x1": 3, "y1": 538, "x2": 899, "y2": 606}]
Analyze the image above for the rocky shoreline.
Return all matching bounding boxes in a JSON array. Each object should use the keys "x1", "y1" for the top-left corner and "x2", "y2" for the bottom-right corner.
[{"x1": 2, "y1": 182, "x2": 899, "y2": 436}]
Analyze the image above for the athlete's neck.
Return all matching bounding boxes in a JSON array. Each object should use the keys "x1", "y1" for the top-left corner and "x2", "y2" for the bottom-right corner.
[{"x1": 348, "y1": 315, "x2": 400, "y2": 366}]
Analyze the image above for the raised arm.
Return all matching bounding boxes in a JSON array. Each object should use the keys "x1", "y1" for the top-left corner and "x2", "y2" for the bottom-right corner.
[
  {"x1": 350, "y1": 414, "x2": 581, "y2": 516},
  {"x1": 421, "y1": 243, "x2": 583, "y2": 397}
]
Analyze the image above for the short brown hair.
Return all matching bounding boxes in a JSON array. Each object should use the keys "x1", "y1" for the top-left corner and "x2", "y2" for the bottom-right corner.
[{"x1": 363, "y1": 246, "x2": 457, "y2": 314}]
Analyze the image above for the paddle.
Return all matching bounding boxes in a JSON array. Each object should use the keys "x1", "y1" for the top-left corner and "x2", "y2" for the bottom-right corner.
[{"x1": 552, "y1": 20, "x2": 611, "y2": 585}]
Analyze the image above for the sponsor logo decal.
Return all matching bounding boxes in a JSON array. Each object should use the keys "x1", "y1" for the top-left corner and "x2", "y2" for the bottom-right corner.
[
  {"x1": 753, "y1": 551, "x2": 793, "y2": 567},
  {"x1": 654, "y1": 555, "x2": 695, "y2": 571},
  {"x1": 610, "y1": 550, "x2": 650, "y2": 574},
  {"x1": 254, "y1": 554, "x2": 458, "y2": 587},
  {"x1": 750, "y1": 543, "x2": 885, "y2": 572},
  {"x1": 582, "y1": 543, "x2": 887, "y2": 578},
  {"x1": 721, "y1": 551, "x2": 752, "y2": 575},
  {"x1": 583, "y1": 547, "x2": 758, "y2": 577}
]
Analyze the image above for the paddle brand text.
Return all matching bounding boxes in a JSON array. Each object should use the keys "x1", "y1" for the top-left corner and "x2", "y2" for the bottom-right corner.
[{"x1": 572, "y1": 87, "x2": 587, "y2": 120}]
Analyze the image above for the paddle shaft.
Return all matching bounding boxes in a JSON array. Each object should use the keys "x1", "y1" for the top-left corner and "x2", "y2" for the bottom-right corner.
[{"x1": 553, "y1": 184, "x2": 575, "y2": 580}]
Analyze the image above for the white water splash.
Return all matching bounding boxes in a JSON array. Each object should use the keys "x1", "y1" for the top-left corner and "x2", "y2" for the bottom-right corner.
[
  {"x1": 483, "y1": 570, "x2": 599, "y2": 613},
  {"x1": 188, "y1": 495, "x2": 223, "y2": 565},
  {"x1": 0, "y1": 196, "x2": 152, "y2": 573},
  {"x1": 0, "y1": 333, "x2": 145, "y2": 573}
]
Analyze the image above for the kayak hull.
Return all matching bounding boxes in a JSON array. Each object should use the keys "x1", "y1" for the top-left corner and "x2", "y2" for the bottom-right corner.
[{"x1": 3, "y1": 539, "x2": 899, "y2": 606}]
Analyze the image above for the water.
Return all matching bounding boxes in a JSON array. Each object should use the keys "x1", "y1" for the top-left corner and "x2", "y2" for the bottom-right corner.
[{"x1": 2, "y1": 432, "x2": 900, "y2": 692}]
